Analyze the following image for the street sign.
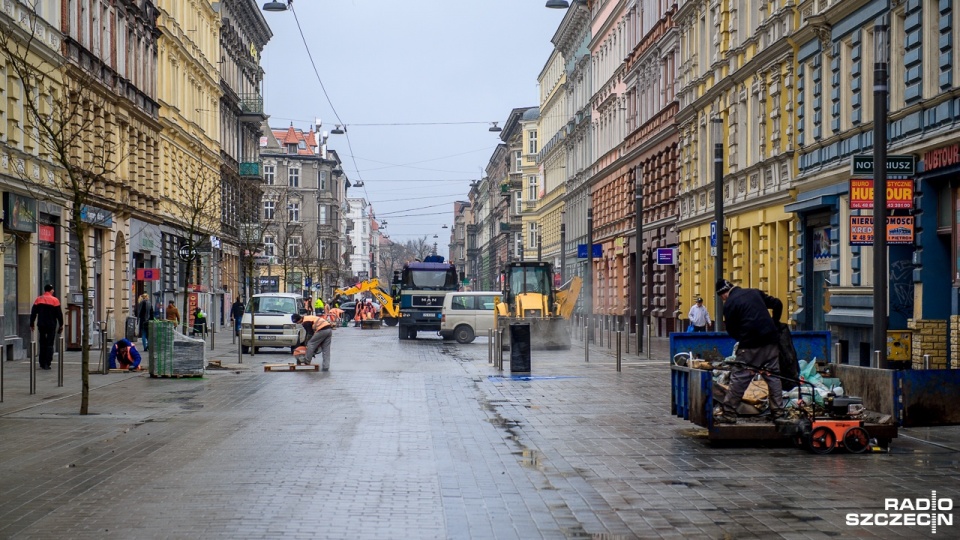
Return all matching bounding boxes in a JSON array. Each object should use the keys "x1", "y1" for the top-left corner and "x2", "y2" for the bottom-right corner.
[
  {"x1": 178, "y1": 244, "x2": 198, "y2": 262},
  {"x1": 136, "y1": 268, "x2": 160, "y2": 281},
  {"x1": 577, "y1": 244, "x2": 602, "y2": 258},
  {"x1": 655, "y1": 248, "x2": 676, "y2": 265},
  {"x1": 851, "y1": 154, "x2": 916, "y2": 176},
  {"x1": 258, "y1": 276, "x2": 280, "y2": 293},
  {"x1": 710, "y1": 221, "x2": 717, "y2": 248},
  {"x1": 304, "y1": 277, "x2": 312, "y2": 289}
]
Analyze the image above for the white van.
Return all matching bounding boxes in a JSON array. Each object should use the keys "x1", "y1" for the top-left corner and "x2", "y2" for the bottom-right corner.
[
  {"x1": 439, "y1": 291, "x2": 499, "y2": 344},
  {"x1": 240, "y1": 293, "x2": 307, "y2": 353}
]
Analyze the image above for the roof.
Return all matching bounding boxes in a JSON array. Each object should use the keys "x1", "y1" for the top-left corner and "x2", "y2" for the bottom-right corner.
[
  {"x1": 269, "y1": 124, "x2": 319, "y2": 156},
  {"x1": 521, "y1": 107, "x2": 540, "y2": 121}
]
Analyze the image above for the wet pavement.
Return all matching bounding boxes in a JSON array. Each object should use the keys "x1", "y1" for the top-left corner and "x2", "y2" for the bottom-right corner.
[{"x1": 1, "y1": 325, "x2": 959, "y2": 539}]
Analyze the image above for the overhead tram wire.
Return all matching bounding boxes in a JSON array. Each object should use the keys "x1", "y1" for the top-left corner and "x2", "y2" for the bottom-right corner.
[{"x1": 285, "y1": 8, "x2": 500, "y2": 199}]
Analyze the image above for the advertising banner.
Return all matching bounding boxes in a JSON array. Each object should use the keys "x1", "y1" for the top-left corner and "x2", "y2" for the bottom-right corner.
[
  {"x1": 849, "y1": 179, "x2": 914, "y2": 209},
  {"x1": 849, "y1": 216, "x2": 914, "y2": 245}
]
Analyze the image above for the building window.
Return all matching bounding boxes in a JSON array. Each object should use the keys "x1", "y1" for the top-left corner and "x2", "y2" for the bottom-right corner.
[
  {"x1": 287, "y1": 144, "x2": 297, "y2": 154},
  {"x1": 319, "y1": 205, "x2": 328, "y2": 225},
  {"x1": 288, "y1": 236, "x2": 302, "y2": 258},
  {"x1": 514, "y1": 191, "x2": 523, "y2": 214},
  {"x1": 529, "y1": 223, "x2": 539, "y2": 248},
  {"x1": 514, "y1": 232, "x2": 523, "y2": 257},
  {"x1": 263, "y1": 200, "x2": 275, "y2": 220},
  {"x1": 515, "y1": 150, "x2": 522, "y2": 172},
  {"x1": 288, "y1": 167, "x2": 300, "y2": 188},
  {"x1": 527, "y1": 175, "x2": 539, "y2": 201},
  {"x1": 319, "y1": 171, "x2": 327, "y2": 190},
  {"x1": 288, "y1": 202, "x2": 300, "y2": 222},
  {"x1": 263, "y1": 235, "x2": 275, "y2": 256},
  {"x1": 264, "y1": 164, "x2": 275, "y2": 185},
  {"x1": 319, "y1": 239, "x2": 328, "y2": 259},
  {"x1": 528, "y1": 130, "x2": 537, "y2": 154}
]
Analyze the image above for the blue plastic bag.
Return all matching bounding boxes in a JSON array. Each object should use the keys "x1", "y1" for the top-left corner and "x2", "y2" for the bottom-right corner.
[{"x1": 686, "y1": 323, "x2": 694, "y2": 332}]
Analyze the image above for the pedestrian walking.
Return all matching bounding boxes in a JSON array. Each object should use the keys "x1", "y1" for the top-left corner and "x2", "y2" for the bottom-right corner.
[
  {"x1": 713, "y1": 278, "x2": 785, "y2": 425},
  {"x1": 687, "y1": 297, "x2": 712, "y2": 332},
  {"x1": 303, "y1": 316, "x2": 334, "y2": 371},
  {"x1": 165, "y1": 300, "x2": 181, "y2": 326},
  {"x1": 136, "y1": 293, "x2": 152, "y2": 351},
  {"x1": 108, "y1": 338, "x2": 143, "y2": 372},
  {"x1": 29, "y1": 284, "x2": 64, "y2": 370},
  {"x1": 230, "y1": 298, "x2": 245, "y2": 336}
]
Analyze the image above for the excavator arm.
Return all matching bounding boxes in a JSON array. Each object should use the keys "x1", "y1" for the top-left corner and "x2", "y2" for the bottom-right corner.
[{"x1": 554, "y1": 276, "x2": 582, "y2": 319}]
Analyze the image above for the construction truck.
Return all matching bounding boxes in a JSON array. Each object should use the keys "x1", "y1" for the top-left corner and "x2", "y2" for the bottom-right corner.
[
  {"x1": 333, "y1": 278, "x2": 400, "y2": 326},
  {"x1": 494, "y1": 261, "x2": 582, "y2": 350},
  {"x1": 396, "y1": 255, "x2": 460, "y2": 340}
]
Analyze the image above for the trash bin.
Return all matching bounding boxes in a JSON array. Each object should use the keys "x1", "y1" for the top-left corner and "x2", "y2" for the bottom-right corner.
[
  {"x1": 125, "y1": 316, "x2": 138, "y2": 341},
  {"x1": 509, "y1": 323, "x2": 531, "y2": 373}
]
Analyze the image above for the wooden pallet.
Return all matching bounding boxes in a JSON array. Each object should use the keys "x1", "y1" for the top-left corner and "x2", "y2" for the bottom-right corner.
[{"x1": 263, "y1": 363, "x2": 319, "y2": 372}]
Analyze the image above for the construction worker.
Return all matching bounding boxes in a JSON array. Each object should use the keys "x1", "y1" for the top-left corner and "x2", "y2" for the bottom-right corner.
[
  {"x1": 303, "y1": 315, "x2": 334, "y2": 371},
  {"x1": 314, "y1": 296, "x2": 325, "y2": 313}
]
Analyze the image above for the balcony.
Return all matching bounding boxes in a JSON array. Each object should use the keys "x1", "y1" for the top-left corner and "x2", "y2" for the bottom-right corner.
[
  {"x1": 238, "y1": 93, "x2": 266, "y2": 123},
  {"x1": 239, "y1": 161, "x2": 262, "y2": 178}
]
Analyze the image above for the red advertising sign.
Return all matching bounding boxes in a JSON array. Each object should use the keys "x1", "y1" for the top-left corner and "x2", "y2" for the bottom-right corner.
[
  {"x1": 136, "y1": 268, "x2": 160, "y2": 281},
  {"x1": 849, "y1": 179, "x2": 914, "y2": 209},
  {"x1": 38, "y1": 224, "x2": 55, "y2": 243},
  {"x1": 849, "y1": 216, "x2": 914, "y2": 245}
]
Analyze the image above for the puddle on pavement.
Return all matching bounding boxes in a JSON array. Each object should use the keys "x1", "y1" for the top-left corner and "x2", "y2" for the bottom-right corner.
[{"x1": 516, "y1": 448, "x2": 542, "y2": 469}]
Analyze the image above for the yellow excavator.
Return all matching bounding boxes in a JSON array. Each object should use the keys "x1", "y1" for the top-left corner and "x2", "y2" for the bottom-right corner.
[
  {"x1": 494, "y1": 261, "x2": 582, "y2": 350},
  {"x1": 333, "y1": 278, "x2": 400, "y2": 326}
]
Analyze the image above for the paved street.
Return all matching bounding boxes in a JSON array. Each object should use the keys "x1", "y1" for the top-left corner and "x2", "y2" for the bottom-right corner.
[{"x1": 1, "y1": 325, "x2": 959, "y2": 539}]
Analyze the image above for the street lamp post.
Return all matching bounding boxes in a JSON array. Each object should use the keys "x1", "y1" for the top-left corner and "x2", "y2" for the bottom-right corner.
[
  {"x1": 873, "y1": 17, "x2": 889, "y2": 368},
  {"x1": 712, "y1": 116, "x2": 725, "y2": 332},
  {"x1": 560, "y1": 212, "x2": 566, "y2": 282},
  {"x1": 635, "y1": 168, "x2": 644, "y2": 353},
  {"x1": 586, "y1": 207, "x2": 593, "y2": 346}
]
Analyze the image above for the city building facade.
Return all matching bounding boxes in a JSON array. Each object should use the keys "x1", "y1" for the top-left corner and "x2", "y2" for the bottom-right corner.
[
  {"x1": 259, "y1": 124, "x2": 346, "y2": 298},
  {"x1": 216, "y1": 0, "x2": 272, "y2": 304},
  {"x1": 675, "y1": 0, "x2": 799, "y2": 331}
]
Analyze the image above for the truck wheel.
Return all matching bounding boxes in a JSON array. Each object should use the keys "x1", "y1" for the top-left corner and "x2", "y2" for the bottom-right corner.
[
  {"x1": 399, "y1": 325, "x2": 407, "y2": 340},
  {"x1": 383, "y1": 317, "x2": 398, "y2": 327},
  {"x1": 242, "y1": 345, "x2": 250, "y2": 354},
  {"x1": 454, "y1": 325, "x2": 475, "y2": 344},
  {"x1": 407, "y1": 328, "x2": 417, "y2": 340}
]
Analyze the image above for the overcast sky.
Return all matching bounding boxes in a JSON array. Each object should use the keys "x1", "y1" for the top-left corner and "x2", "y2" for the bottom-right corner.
[{"x1": 259, "y1": 0, "x2": 567, "y2": 255}]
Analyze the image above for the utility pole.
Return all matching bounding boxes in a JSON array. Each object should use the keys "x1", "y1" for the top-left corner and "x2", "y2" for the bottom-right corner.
[{"x1": 872, "y1": 16, "x2": 889, "y2": 368}]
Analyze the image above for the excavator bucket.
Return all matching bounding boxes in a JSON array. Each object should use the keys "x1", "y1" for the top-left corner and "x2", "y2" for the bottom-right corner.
[
  {"x1": 498, "y1": 317, "x2": 571, "y2": 351},
  {"x1": 555, "y1": 276, "x2": 582, "y2": 319}
]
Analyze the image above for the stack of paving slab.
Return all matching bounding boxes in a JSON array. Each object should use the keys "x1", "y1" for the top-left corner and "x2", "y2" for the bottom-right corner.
[{"x1": 148, "y1": 320, "x2": 205, "y2": 377}]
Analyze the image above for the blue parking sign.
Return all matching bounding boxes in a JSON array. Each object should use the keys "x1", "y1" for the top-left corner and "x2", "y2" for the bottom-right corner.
[{"x1": 710, "y1": 221, "x2": 717, "y2": 248}]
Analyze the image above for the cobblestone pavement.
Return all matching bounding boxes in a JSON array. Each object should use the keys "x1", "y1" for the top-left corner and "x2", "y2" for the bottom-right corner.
[{"x1": 1, "y1": 326, "x2": 959, "y2": 539}]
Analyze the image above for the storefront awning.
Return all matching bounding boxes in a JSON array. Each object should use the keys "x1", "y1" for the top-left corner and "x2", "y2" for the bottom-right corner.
[{"x1": 784, "y1": 194, "x2": 839, "y2": 213}]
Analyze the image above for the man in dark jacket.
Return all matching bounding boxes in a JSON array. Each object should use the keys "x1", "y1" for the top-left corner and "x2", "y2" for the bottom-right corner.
[
  {"x1": 714, "y1": 278, "x2": 784, "y2": 424},
  {"x1": 230, "y1": 298, "x2": 245, "y2": 336},
  {"x1": 29, "y1": 284, "x2": 64, "y2": 370}
]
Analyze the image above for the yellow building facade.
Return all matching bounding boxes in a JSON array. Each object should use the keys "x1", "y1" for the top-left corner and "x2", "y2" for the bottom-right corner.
[
  {"x1": 530, "y1": 50, "x2": 567, "y2": 278},
  {"x1": 156, "y1": 0, "x2": 222, "y2": 309},
  {"x1": 675, "y1": 1, "x2": 800, "y2": 323}
]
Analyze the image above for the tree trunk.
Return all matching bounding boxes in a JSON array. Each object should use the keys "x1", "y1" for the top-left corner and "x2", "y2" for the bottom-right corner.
[{"x1": 76, "y1": 216, "x2": 90, "y2": 415}]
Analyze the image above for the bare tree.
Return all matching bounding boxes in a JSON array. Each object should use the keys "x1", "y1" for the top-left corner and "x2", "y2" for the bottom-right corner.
[
  {"x1": 405, "y1": 236, "x2": 433, "y2": 261},
  {"x1": 0, "y1": 9, "x2": 134, "y2": 413},
  {"x1": 379, "y1": 239, "x2": 413, "y2": 280},
  {"x1": 168, "y1": 148, "x2": 221, "y2": 333}
]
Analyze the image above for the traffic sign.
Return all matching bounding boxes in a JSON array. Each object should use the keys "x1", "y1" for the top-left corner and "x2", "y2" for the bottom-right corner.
[
  {"x1": 851, "y1": 155, "x2": 916, "y2": 176},
  {"x1": 710, "y1": 221, "x2": 717, "y2": 248},
  {"x1": 178, "y1": 244, "x2": 198, "y2": 262},
  {"x1": 577, "y1": 244, "x2": 602, "y2": 258}
]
